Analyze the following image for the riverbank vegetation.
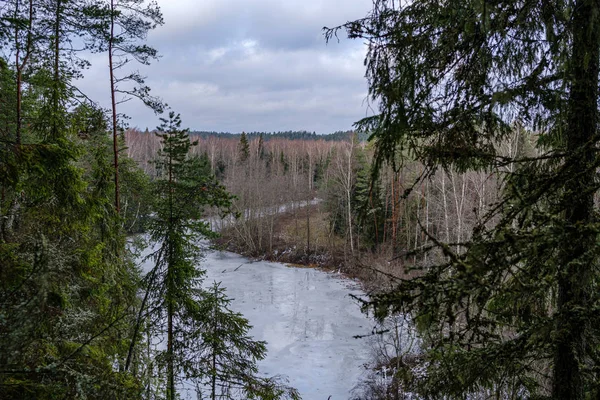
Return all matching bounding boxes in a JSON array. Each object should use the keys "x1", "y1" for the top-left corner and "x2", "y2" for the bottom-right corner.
[{"x1": 125, "y1": 127, "x2": 505, "y2": 288}]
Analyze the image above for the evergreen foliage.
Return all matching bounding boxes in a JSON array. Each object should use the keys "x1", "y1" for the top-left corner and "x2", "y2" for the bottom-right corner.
[
  {"x1": 84, "y1": 0, "x2": 164, "y2": 213},
  {"x1": 139, "y1": 112, "x2": 298, "y2": 400},
  {"x1": 352, "y1": 147, "x2": 384, "y2": 250},
  {"x1": 0, "y1": 81, "x2": 140, "y2": 398},
  {"x1": 258, "y1": 132, "x2": 266, "y2": 160},
  {"x1": 141, "y1": 111, "x2": 233, "y2": 399},
  {"x1": 328, "y1": 0, "x2": 600, "y2": 398},
  {"x1": 238, "y1": 131, "x2": 250, "y2": 163},
  {"x1": 0, "y1": 3, "x2": 148, "y2": 396}
]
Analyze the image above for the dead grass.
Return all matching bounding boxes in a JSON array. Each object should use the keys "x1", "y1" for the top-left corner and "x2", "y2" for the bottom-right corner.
[
  {"x1": 278, "y1": 204, "x2": 345, "y2": 253},
  {"x1": 217, "y1": 203, "x2": 427, "y2": 292}
]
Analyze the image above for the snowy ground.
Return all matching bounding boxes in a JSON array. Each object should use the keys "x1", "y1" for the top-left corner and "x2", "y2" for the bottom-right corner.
[{"x1": 137, "y1": 241, "x2": 373, "y2": 399}]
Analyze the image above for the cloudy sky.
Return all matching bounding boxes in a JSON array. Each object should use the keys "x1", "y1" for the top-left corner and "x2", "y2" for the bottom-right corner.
[{"x1": 79, "y1": 0, "x2": 374, "y2": 134}]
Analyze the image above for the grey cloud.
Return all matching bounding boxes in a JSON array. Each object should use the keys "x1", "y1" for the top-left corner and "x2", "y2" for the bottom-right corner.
[
  {"x1": 152, "y1": 0, "x2": 368, "y2": 52},
  {"x1": 76, "y1": 0, "x2": 373, "y2": 134}
]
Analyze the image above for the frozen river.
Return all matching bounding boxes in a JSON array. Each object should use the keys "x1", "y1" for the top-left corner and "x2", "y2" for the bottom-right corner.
[
  {"x1": 138, "y1": 244, "x2": 372, "y2": 399},
  {"x1": 202, "y1": 250, "x2": 371, "y2": 399}
]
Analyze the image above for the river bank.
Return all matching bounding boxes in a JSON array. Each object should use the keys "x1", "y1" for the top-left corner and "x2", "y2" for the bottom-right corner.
[{"x1": 215, "y1": 202, "x2": 399, "y2": 293}]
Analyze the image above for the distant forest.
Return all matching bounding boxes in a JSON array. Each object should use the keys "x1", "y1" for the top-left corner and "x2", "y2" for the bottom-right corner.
[{"x1": 186, "y1": 129, "x2": 366, "y2": 142}]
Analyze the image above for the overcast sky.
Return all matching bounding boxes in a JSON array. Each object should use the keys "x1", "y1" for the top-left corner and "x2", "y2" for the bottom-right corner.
[{"x1": 78, "y1": 0, "x2": 373, "y2": 134}]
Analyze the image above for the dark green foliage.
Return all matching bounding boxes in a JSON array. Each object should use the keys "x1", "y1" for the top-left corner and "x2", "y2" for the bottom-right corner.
[
  {"x1": 142, "y1": 111, "x2": 233, "y2": 399},
  {"x1": 258, "y1": 132, "x2": 265, "y2": 160},
  {"x1": 71, "y1": 104, "x2": 153, "y2": 234},
  {"x1": 0, "y1": 2, "x2": 160, "y2": 397},
  {"x1": 86, "y1": 0, "x2": 164, "y2": 114},
  {"x1": 328, "y1": 0, "x2": 600, "y2": 398},
  {"x1": 141, "y1": 112, "x2": 298, "y2": 400},
  {"x1": 0, "y1": 56, "x2": 16, "y2": 141},
  {"x1": 312, "y1": 156, "x2": 329, "y2": 189},
  {"x1": 0, "y1": 87, "x2": 140, "y2": 400},
  {"x1": 151, "y1": 112, "x2": 232, "y2": 237},
  {"x1": 120, "y1": 155, "x2": 153, "y2": 233},
  {"x1": 238, "y1": 131, "x2": 250, "y2": 163},
  {"x1": 279, "y1": 150, "x2": 289, "y2": 173},
  {"x1": 352, "y1": 147, "x2": 384, "y2": 250}
]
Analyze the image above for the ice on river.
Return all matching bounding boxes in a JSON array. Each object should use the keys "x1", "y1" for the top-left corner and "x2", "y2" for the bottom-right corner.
[
  {"x1": 138, "y1": 244, "x2": 372, "y2": 399},
  {"x1": 203, "y1": 250, "x2": 371, "y2": 399}
]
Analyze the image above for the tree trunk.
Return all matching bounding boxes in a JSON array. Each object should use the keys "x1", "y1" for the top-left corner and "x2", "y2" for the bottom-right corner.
[
  {"x1": 14, "y1": 0, "x2": 33, "y2": 146},
  {"x1": 52, "y1": 0, "x2": 61, "y2": 139},
  {"x1": 167, "y1": 291, "x2": 174, "y2": 400},
  {"x1": 346, "y1": 143, "x2": 354, "y2": 255},
  {"x1": 211, "y1": 284, "x2": 218, "y2": 400},
  {"x1": 553, "y1": 1, "x2": 600, "y2": 398},
  {"x1": 166, "y1": 154, "x2": 175, "y2": 400},
  {"x1": 109, "y1": 0, "x2": 120, "y2": 213},
  {"x1": 14, "y1": 0, "x2": 21, "y2": 146},
  {"x1": 306, "y1": 198, "x2": 310, "y2": 255}
]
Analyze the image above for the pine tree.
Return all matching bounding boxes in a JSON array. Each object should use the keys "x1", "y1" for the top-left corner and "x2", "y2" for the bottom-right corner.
[
  {"x1": 0, "y1": 90, "x2": 141, "y2": 398},
  {"x1": 85, "y1": 0, "x2": 164, "y2": 213},
  {"x1": 0, "y1": 2, "x2": 147, "y2": 395},
  {"x1": 352, "y1": 145, "x2": 383, "y2": 250},
  {"x1": 142, "y1": 111, "x2": 233, "y2": 400},
  {"x1": 238, "y1": 131, "x2": 250, "y2": 163},
  {"x1": 258, "y1": 132, "x2": 266, "y2": 160},
  {"x1": 327, "y1": 0, "x2": 600, "y2": 398}
]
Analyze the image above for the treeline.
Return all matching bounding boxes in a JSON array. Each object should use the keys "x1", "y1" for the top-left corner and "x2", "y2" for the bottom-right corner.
[
  {"x1": 0, "y1": 2, "x2": 298, "y2": 399},
  {"x1": 187, "y1": 129, "x2": 364, "y2": 142}
]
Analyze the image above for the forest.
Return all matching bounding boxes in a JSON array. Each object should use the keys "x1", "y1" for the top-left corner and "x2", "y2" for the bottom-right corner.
[
  {"x1": 3, "y1": 0, "x2": 600, "y2": 399},
  {"x1": 0, "y1": 0, "x2": 300, "y2": 398}
]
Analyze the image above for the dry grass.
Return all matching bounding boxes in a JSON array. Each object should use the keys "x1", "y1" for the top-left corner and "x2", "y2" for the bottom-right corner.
[
  {"x1": 278, "y1": 204, "x2": 345, "y2": 254},
  {"x1": 218, "y1": 203, "x2": 427, "y2": 292}
]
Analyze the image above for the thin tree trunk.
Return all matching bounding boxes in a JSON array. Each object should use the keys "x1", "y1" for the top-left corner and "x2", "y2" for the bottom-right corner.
[
  {"x1": 14, "y1": 0, "x2": 33, "y2": 146},
  {"x1": 424, "y1": 177, "x2": 429, "y2": 264},
  {"x1": 125, "y1": 258, "x2": 160, "y2": 371},
  {"x1": 391, "y1": 173, "x2": 397, "y2": 247},
  {"x1": 167, "y1": 292, "x2": 174, "y2": 400},
  {"x1": 211, "y1": 293, "x2": 217, "y2": 400},
  {"x1": 370, "y1": 182, "x2": 379, "y2": 247},
  {"x1": 553, "y1": 1, "x2": 599, "y2": 398},
  {"x1": 383, "y1": 172, "x2": 389, "y2": 243},
  {"x1": 14, "y1": 0, "x2": 21, "y2": 145},
  {"x1": 346, "y1": 142, "x2": 354, "y2": 255},
  {"x1": 211, "y1": 350, "x2": 216, "y2": 400},
  {"x1": 166, "y1": 153, "x2": 175, "y2": 400},
  {"x1": 109, "y1": 0, "x2": 120, "y2": 213},
  {"x1": 52, "y1": 0, "x2": 61, "y2": 138},
  {"x1": 306, "y1": 198, "x2": 310, "y2": 254},
  {"x1": 441, "y1": 171, "x2": 450, "y2": 243}
]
